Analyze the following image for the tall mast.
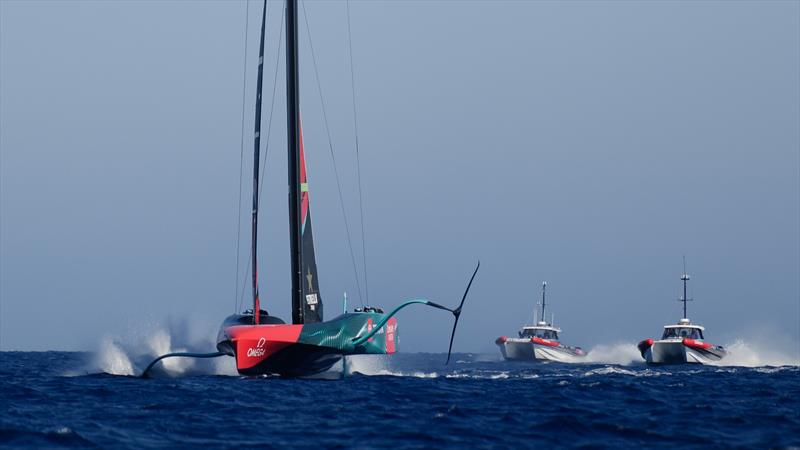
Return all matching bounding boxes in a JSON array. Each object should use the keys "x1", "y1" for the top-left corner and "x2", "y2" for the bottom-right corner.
[
  {"x1": 680, "y1": 256, "x2": 691, "y2": 319},
  {"x1": 286, "y1": 0, "x2": 303, "y2": 324},
  {"x1": 251, "y1": 0, "x2": 269, "y2": 325},
  {"x1": 540, "y1": 281, "x2": 547, "y2": 324}
]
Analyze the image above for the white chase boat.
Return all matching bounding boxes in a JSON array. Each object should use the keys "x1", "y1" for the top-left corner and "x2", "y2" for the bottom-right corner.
[
  {"x1": 496, "y1": 282, "x2": 587, "y2": 363},
  {"x1": 637, "y1": 267, "x2": 726, "y2": 365}
]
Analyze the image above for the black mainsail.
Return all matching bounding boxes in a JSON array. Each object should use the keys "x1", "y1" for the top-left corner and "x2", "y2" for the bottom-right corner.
[
  {"x1": 286, "y1": 0, "x2": 322, "y2": 324},
  {"x1": 298, "y1": 123, "x2": 323, "y2": 323}
]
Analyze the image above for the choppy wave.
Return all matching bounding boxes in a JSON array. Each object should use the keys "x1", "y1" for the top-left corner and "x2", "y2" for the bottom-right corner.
[{"x1": 3, "y1": 351, "x2": 799, "y2": 448}]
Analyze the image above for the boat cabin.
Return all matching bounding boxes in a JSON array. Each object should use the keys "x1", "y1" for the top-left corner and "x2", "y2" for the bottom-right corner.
[
  {"x1": 661, "y1": 320, "x2": 705, "y2": 340},
  {"x1": 519, "y1": 322, "x2": 561, "y2": 340}
]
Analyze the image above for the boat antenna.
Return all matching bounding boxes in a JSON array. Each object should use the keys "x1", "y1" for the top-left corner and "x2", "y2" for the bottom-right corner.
[
  {"x1": 249, "y1": 0, "x2": 269, "y2": 325},
  {"x1": 679, "y1": 256, "x2": 692, "y2": 320},
  {"x1": 540, "y1": 281, "x2": 547, "y2": 324}
]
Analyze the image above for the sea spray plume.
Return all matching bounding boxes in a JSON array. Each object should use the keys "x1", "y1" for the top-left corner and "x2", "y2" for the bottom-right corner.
[
  {"x1": 91, "y1": 318, "x2": 235, "y2": 377},
  {"x1": 95, "y1": 338, "x2": 134, "y2": 376},
  {"x1": 713, "y1": 339, "x2": 800, "y2": 367},
  {"x1": 584, "y1": 342, "x2": 644, "y2": 365}
]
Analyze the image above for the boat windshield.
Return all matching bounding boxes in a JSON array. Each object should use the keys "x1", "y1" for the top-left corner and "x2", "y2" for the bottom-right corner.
[
  {"x1": 520, "y1": 329, "x2": 559, "y2": 340},
  {"x1": 662, "y1": 327, "x2": 703, "y2": 340}
]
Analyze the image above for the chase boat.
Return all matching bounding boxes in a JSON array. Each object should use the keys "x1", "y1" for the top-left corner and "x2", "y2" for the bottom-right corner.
[
  {"x1": 637, "y1": 267, "x2": 726, "y2": 365},
  {"x1": 496, "y1": 282, "x2": 587, "y2": 363}
]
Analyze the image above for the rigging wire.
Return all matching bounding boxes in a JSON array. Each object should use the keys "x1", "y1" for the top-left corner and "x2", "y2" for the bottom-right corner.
[
  {"x1": 233, "y1": 0, "x2": 251, "y2": 312},
  {"x1": 236, "y1": 1, "x2": 285, "y2": 314},
  {"x1": 346, "y1": 0, "x2": 370, "y2": 305},
  {"x1": 300, "y1": 0, "x2": 365, "y2": 306}
]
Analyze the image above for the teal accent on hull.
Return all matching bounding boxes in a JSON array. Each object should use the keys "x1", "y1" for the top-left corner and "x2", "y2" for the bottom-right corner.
[
  {"x1": 350, "y1": 300, "x2": 431, "y2": 347},
  {"x1": 297, "y1": 312, "x2": 395, "y2": 355}
]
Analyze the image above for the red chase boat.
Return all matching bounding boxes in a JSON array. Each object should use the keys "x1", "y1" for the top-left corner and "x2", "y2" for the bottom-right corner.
[
  {"x1": 637, "y1": 262, "x2": 726, "y2": 365},
  {"x1": 143, "y1": 0, "x2": 478, "y2": 378}
]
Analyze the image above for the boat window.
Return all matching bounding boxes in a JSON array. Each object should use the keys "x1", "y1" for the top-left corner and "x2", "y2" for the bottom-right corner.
[
  {"x1": 663, "y1": 328, "x2": 703, "y2": 339},
  {"x1": 520, "y1": 329, "x2": 558, "y2": 340},
  {"x1": 536, "y1": 329, "x2": 558, "y2": 340}
]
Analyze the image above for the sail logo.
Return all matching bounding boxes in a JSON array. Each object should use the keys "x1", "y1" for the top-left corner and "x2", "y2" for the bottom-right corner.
[{"x1": 247, "y1": 337, "x2": 267, "y2": 358}]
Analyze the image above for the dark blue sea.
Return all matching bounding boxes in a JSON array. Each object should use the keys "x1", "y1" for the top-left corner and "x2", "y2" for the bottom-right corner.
[{"x1": 1, "y1": 351, "x2": 798, "y2": 449}]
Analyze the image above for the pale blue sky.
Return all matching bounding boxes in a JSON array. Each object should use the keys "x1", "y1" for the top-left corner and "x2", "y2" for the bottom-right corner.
[{"x1": 1, "y1": 1, "x2": 798, "y2": 354}]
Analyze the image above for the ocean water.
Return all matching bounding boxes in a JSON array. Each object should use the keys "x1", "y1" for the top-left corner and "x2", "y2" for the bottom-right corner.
[{"x1": 1, "y1": 342, "x2": 798, "y2": 449}]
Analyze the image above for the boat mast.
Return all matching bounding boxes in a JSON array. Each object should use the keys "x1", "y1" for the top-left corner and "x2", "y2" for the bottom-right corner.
[
  {"x1": 540, "y1": 281, "x2": 547, "y2": 324},
  {"x1": 251, "y1": 0, "x2": 269, "y2": 325},
  {"x1": 680, "y1": 257, "x2": 691, "y2": 319},
  {"x1": 286, "y1": 0, "x2": 303, "y2": 324}
]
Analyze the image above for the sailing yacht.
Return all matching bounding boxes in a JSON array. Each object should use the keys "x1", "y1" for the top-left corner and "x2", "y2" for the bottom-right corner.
[
  {"x1": 496, "y1": 282, "x2": 587, "y2": 363},
  {"x1": 637, "y1": 267, "x2": 726, "y2": 365},
  {"x1": 143, "y1": 0, "x2": 477, "y2": 378}
]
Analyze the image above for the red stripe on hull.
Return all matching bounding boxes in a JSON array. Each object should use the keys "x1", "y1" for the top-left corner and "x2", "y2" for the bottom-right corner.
[
  {"x1": 682, "y1": 338, "x2": 713, "y2": 350},
  {"x1": 531, "y1": 337, "x2": 559, "y2": 347}
]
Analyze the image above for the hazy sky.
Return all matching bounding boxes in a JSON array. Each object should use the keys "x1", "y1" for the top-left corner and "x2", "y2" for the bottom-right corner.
[{"x1": 1, "y1": 0, "x2": 798, "y2": 354}]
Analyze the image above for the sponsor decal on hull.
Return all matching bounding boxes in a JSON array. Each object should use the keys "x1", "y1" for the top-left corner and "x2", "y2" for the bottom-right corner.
[
  {"x1": 385, "y1": 318, "x2": 397, "y2": 354},
  {"x1": 229, "y1": 324, "x2": 304, "y2": 371}
]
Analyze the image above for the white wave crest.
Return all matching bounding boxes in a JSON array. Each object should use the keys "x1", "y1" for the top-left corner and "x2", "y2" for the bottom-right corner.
[{"x1": 583, "y1": 366, "x2": 668, "y2": 377}]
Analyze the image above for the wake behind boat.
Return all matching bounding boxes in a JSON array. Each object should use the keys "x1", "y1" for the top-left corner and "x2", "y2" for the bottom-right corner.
[
  {"x1": 496, "y1": 282, "x2": 587, "y2": 363},
  {"x1": 143, "y1": 0, "x2": 478, "y2": 378},
  {"x1": 637, "y1": 263, "x2": 726, "y2": 365}
]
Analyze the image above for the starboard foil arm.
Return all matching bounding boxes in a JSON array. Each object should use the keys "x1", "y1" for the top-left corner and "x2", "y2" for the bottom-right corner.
[
  {"x1": 141, "y1": 351, "x2": 226, "y2": 378},
  {"x1": 350, "y1": 261, "x2": 480, "y2": 364}
]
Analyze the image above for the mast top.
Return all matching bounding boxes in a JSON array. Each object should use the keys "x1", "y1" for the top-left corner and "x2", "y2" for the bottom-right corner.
[
  {"x1": 678, "y1": 257, "x2": 692, "y2": 320},
  {"x1": 538, "y1": 281, "x2": 548, "y2": 326}
]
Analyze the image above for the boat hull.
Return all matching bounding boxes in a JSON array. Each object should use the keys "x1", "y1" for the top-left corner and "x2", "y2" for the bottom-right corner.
[
  {"x1": 217, "y1": 312, "x2": 397, "y2": 377},
  {"x1": 639, "y1": 339, "x2": 726, "y2": 365},
  {"x1": 496, "y1": 337, "x2": 587, "y2": 363}
]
